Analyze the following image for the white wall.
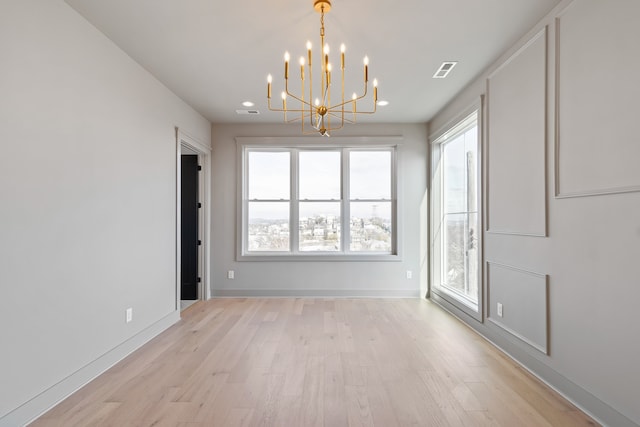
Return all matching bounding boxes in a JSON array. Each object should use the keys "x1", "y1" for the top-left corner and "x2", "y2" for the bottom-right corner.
[
  {"x1": 211, "y1": 123, "x2": 427, "y2": 297},
  {"x1": 0, "y1": 1, "x2": 210, "y2": 424},
  {"x1": 429, "y1": 1, "x2": 640, "y2": 426}
]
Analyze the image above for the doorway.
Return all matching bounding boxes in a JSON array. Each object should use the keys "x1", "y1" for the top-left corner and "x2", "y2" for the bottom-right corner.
[
  {"x1": 181, "y1": 154, "x2": 199, "y2": 304},
  {"x1": 176, "y1": 128, "x2": 211, "y2": 312}
]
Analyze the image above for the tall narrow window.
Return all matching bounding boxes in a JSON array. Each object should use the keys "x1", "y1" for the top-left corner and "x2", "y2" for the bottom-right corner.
[
  {"x1": 299, "y1": 151, "x2": 342, "y2": 252},
  {"x1": 349, "y1": 151, "x2": 393, "y2": 252},
  {"x1": 247, "y1": 151, "x2": 290, "y2": 251},
  {"x1": 431, "y1": 110, "x2": 481, "y2": 316}
]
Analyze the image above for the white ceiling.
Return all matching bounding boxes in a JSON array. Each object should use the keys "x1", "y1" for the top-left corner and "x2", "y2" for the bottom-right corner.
[{"x1": 65, "y1": 0, "x2": 561, "y2": 124}]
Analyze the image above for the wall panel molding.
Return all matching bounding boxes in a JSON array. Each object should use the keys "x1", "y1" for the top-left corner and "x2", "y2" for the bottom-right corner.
[
  {"x1": 486, "y1": 27, "x2": 548, "y2": 236},
  {"x1": 554, "y1": 1, "x2": 640, "y2": 198},
  {"x1": 486, "y1": 262, "x2": 548, "y2": 355}
]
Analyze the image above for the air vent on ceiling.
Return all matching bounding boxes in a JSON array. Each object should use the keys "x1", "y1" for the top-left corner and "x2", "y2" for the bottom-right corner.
[
  {"x1": 236, "y1": 110, "x2": 260, "y2": 115},
  {"x1": 433, "y1": 61, "x2": 457, "y2": 79}
]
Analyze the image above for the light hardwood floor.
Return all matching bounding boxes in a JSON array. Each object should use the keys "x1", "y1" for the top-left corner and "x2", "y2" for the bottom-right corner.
[{"x1": 32, "y1": 298, "x2": 599, "y2": 426}]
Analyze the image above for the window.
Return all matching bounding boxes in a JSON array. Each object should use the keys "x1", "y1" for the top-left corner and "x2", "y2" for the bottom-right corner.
[
  {"x1": 431, "y1": 109, "x2": 481, "y2": 317},
  {"x1": 349, "y1": 151, "x2": 393, "y2": 252},
  {"x1": 247, "y1": 151, "x2": 290, "y2": 252},
  {"x1": 240, "y1": 143, "x2": 397, "y2": 260}
]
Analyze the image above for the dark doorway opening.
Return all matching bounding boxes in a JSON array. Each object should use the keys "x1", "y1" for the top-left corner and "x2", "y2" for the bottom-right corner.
[{"x1": 180, "y1": 154, "x2": 199, "y2": 300}]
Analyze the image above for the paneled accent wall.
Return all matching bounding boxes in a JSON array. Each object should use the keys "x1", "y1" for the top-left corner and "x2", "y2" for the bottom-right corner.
[
  {"x1": 555, "y1": 1, "x2": 640, "y2": 198},
  {"x1": 429, "y1": 1, "x2": 640, "y2": 425},
  {"x1": 487, "y1": 262, "x2": 548, "y2": 354},
  {"x1": 486, "y1": 28, "x2": 548, "y2": 236}
]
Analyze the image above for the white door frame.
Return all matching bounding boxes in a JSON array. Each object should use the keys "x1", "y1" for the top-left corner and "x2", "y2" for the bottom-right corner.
[{"x1": 175, "y1": 127, "x2": 211, "y2": 310}]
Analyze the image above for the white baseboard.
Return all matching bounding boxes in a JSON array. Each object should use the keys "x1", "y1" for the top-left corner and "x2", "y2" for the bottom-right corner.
[
  {"x1": 212, "y1": 289, "x2": 420, "y2": 298},
  {"x1": 0, "y1": 311, "x2": 180, "y2": 427},
  {"x1": 430, "y1": 295, "x2": 639, "y2": 427}
]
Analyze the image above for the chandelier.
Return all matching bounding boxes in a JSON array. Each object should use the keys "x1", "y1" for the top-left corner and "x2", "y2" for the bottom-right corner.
[{"x1": 267, "y1": 0, "x2": 378, "y2": 137}]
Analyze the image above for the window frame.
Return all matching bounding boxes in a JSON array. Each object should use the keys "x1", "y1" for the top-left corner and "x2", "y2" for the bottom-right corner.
[
  {"x1": 236, "y1": 136, "x2": 402, "y2": 262},
  {"x1": 430, "y1": 102, "x2": 483, "y2": 321}
]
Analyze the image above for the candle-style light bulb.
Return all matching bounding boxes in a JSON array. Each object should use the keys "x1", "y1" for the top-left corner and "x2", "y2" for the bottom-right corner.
[
  {"x1": 363, "y1": 56, "x2": 369, "y2": 82},
  {"x1": 306, "y1": 41, "x2": 312, "y2": 66},
  {"x1": 340, "y1": 43, "x2": 345, "y2": 70},
  {"x1": 300, "y1": 57, "x2": 305, "y2": 80},
  {"x1": 284, "y1": 51, "x2": 290, "y2": 79},
  {"x1": 315, "y1": 98, "x2": 320, "y2": 106},
  {"x1": 323, "y1": 44, "x2": 330, "y2": 70},
  {"x1": 352, "y1": 92, "x2": 357, "y2": 112},
  {"x1": 373, "y1": 79, "x2": 378, "y2": 101},
  {"x1": 267, "y1": 74, "x2": 272, "y2": 98},
  {"x1": 327, "y1": 63, "x2": 332, "y2": 85},
  {"x1": 282, "y1": 91, "x2": 287, "y2": 109}
]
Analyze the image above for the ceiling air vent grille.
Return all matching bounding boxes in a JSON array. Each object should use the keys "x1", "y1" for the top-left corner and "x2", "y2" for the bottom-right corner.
[
  {"x1": 236, "y1": 110, "x2": 260, "y2": 115},
  {"x1": 433, "y1": 61, "x2": 457, "y2": 79}
]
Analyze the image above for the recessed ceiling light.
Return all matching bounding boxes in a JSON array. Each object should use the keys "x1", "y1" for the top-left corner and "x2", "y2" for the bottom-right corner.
[
  {"x1": 433, "y1": 61, "x2": 457, "y2": 79},
  {"x1": 377, "y1": 100, "x2": 389, "y2": 106},
  {"x1": 242, "y1": 101, "x2": 255, "y2": 107}
]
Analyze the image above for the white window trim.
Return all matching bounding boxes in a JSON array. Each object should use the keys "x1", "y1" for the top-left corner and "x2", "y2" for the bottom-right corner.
[
  {"x1": 235, "y1": 136, "x2": 403, "y2": 262},
  {"x1": 429, "y1": 100, "x2": 484, "y2": 321}
]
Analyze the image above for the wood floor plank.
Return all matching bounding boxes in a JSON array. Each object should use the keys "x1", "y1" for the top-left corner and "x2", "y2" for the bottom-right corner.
[{"x1": 33, "y1": 298, "x2": 600, "y2": 427}]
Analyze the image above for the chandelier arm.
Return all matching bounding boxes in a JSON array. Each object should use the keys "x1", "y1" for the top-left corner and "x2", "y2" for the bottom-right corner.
[
  {"x1": 327, "y1": 94, "x2": 364, "y2": 110},
  {"x1": 327, "y1": 70, "x2": 331, "y2": 131},
  {"x1": 301, "y1": 77, "x2": 305, "y2": 132},
  {"x1": 328, "y1": 83, "x2": 369, "y2": 111},
  {"x1": 285, "y1": 115, "x2": 308, "y2": 124},
  {"x1": 340, "y1": 66, "x2": 345, "y2": 126},
  {"x1": 308, "y1": 63, "x2": 314, "y2": 129},
  {"x1": 285, "y1": 79, "x2": 313, "y2": 108},
  {"x1": 324, "y1": 113, "x2": 347, "y2": 130},
  {"x1": 268, "y1": 99, "x2": 314, "y2": 113}
]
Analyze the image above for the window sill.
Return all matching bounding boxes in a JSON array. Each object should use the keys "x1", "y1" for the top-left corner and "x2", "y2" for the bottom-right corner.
[{"x1": 237, "y1": 253, "x2": 401, "y2": 262}]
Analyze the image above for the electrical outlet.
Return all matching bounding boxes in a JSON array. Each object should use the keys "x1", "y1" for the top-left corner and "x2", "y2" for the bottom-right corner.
[
  {"x1": 228, "y1": 270, "x2": 235, "y2": 279},
  {"x1": 406, "y1": 270, "x2": 413, "y2": 279},
  {"x1": 497, "y1": 302, "x2": 503, "y2": 317},
  {"x1": 125, "y1": 307, "x2": 133, "y2": 323}
]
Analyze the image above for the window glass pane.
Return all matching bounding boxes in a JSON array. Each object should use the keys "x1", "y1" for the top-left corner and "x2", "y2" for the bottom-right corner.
[
  {"x1": 299, "y1": 202, "x2": 341, "y2": 251},
  {"x1": 299, "y1": 151, "x2": 341, "y2": 200},
  {"x1": 350, "y1": 202, "x2": 392, "y2": 252},
  {"x1": 443, "y1": 135, "x2": 466, "y2": 213},
  {"x1": 466, "y1": 212, "x2": 479, "y2": 301},
  {"x1": 438, "y1": 117, "x2": 479, "y2": 308},
  {"x1": 442, "y1": 212, "x2": 478, "y2": 304},
  {"x1": 248, "y1": 202, "x2": 290, "y2": 251},
  {"x1": 248, "y1": 151, "x2": 290, "y2": 200},
  {"x1": 443, "y1": 213, "x2": 465, "y2": 291},
  {"x1": 350, "y1": 151, "x2": 391, "y2": 199}
]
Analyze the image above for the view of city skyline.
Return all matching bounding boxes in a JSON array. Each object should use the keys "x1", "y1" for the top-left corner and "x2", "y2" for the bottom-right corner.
[{"x1": 246, "y1": 149, "x2": 394, "y2": 253}]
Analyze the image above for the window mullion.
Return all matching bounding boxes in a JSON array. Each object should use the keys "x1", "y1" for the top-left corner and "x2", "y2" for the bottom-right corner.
[
  {"x1": 391, "y1": 147, "x2": 398, "y2": 255},
  {"x1": 243, "y1": 148, "x2": 250, "y2": 254},
  {"x1": 342, "y1": 148, "x2": 350, "y2": 254},
  {"x1": 291, "y1": 148, "x2": 299, "y2": 254}
]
